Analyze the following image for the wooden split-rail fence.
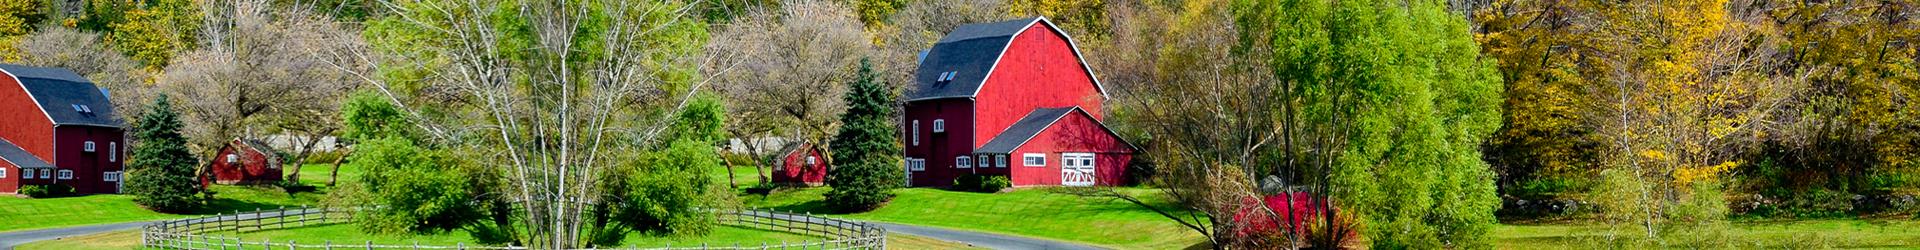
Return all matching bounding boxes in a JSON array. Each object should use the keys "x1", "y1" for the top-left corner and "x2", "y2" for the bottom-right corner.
[{"x1": 140, "y1": 206, "x2": 887, "y2": 250}]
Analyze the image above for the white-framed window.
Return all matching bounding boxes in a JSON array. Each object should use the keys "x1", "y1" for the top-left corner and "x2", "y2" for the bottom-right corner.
[
  {"x1": 1023, "y1": 153, "x2": 1046, "y2": 167},
  {"x1": 21, "y1": 169, "x2": 32, "y2": 179},
  {"x1": 83, "y1": 141, "x2": 96, "y2": 152},
  {"x1": 227, "y1": 154, "x2": 240, "y2": 164},
  {"x1": 109, "y1": 142, "x2": 118, "y2": 162},
  {"x1": 38, "y1": 169, "x2": 49, "y2": 179},
  {"x1": 956, "y1": 156, "x2": 971, "y2": 169},
  {"x1": 933, "y1": 119, "x2": 946, "y2": 133},
  {"x1": 57, "y1": 169, "x2": 72, "y2": 180},
  {"x1": 1063, "y1": 153, "x2": 1096, "y2": 168},
  {"x1": 806, "y1": 156, "x2": 818, "y2": 165},
  {"x1": 104, "y1": 171, "x2": 121, "y2": 181},
  {"x1": 996, "y1": 155, "x2": 1008, "y2": 168},
  {"x1": 907, "y1": 158, "x2": 925, "y2": 171},
  {"x1": 0, "y1": 168, "x2": 7, "y2": 178},
  {"x1": 911, "y1": 120, "x2": 920, "y2": 146}
]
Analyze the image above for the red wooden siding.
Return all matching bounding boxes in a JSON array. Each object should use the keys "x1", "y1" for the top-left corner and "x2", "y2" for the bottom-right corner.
[
  {"x1": 0, "y1": 160, "x2": 15, "y2": 193},
  {"x1": 973, "y1": 24, "x2": 1104, "y2": 148},
  {"x1": 903, "y1": 98, "x2": 978, "y2": 187},
  {"x1": 210, "y1": 141, "x2": 282, "y2": 185},
  {"x1": 53, "y1": 126, "x2": 124, "y2": 193},
  {"x1": 1007, "y1": 111, "x2": 1133, "y2": 186},
  {"x1": 0, "y1": 75, "x2": 54, "y2": 159},
  {"x1": 771, "y1": 145, "x2": 828, "y2": 185}
]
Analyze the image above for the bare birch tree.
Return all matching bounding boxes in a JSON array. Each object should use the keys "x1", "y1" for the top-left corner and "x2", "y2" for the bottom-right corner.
[{"x1": 708, "y1": 0, "x2": 870, "y2": 180}]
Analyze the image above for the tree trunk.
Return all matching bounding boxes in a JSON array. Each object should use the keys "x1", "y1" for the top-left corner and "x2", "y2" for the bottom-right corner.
[
  {"x1": 328, "y1": 147, "x2": 351, "y2": 187},
  {"x1": 720, "y1": 149, "x2": 739, "y2": 189},
  {"x1": 284, "y1": 129, "x2": 334, "y2": 184}
]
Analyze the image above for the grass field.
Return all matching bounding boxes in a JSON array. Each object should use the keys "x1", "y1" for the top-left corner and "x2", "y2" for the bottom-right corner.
[
  {"x1": 1493, "y1": 219, "x2": 1920, "y2": 249},
  {"x1": 740, "y1": 187, "x2": 1206, "y2": 250},
  {"x1": 17, "y1": 229, "x2": 982, "y2": 250},
  {"x1": 0, "y1": 195, "x2": 186, "y2": 232}
]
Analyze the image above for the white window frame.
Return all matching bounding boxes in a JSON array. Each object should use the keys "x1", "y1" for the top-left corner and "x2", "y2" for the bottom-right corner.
[
  {"x1": 0, "y1": 168, "x2": 6, "y2": 178},
  {"x1": 1023, "y1": 153, "x2": 1047, "y2": 167},
  {"x1": 806, "y1": 156, "x2": 818, "y2": 165},
  {"x1": 21, "y1": 169, "x2": 32, "y2": 179},
  {"x1": 38, "y1": 169, "x2": 49, "y2": 179},
  {"x1": 956, "y1": 156, "x2": 971, "y2": 169},
  {"x1": 227, "y1": 154, "x2": 240, "y2": 164},
  {"x1": 1063, "y1": 153, "x2": 1096, "y2": 168},
  {"x1": 83, "y1": 141, "x2": 96, "y2": 152},
  {"x1": 907, "y1": 158, "x2": 925, "y2": 171},
  {"x1": 996, "y1": 155, "x2": 1008, "y2": 168},
  {"x1": 57, "y1": 169, "x2": 73, "y2": 180},
  {"x1": 104, "y1": 171, "x2": 121, "y2": 181},
  {"x1": 933, "y1": 119, "x2": 945, "y2": 133},
  {"x1": 109, "y1": 142, "x2": 117, "y2": 162},
  {"x1": 911, "y1": 120, "x2": 920, "y2": 146}
]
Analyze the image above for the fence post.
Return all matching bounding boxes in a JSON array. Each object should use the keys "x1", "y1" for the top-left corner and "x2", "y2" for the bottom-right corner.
[
  {"x1": 366, "y1": 240, "x2": 373, "y2": 250},
  {"x1": 325, "y1": 240, "x2": 332, "y2": 250},
  {"x1": 279, "y1": 206, "x2": 287, "y2": 229},
  {"x1": 291, "y1": 240, "x2": 298, "y2": 250},
  {"x1": 302, "y1": 205, "x2": 310, "y2": 227}
]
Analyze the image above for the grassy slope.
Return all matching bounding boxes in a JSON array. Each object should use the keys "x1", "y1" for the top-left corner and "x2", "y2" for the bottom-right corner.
[
  {"x1": 740, "y1": 187, "x2": 1205, "y2": 250},
  {"x1": 0, "y1": 164, "x2": 349, "y2": 233},
  {"x1": 18, "y1": 230, "x2": 985, "y2": 250},
  {"x1": 1494, "y1": 219, "x2": 1920, "y2": 249}
]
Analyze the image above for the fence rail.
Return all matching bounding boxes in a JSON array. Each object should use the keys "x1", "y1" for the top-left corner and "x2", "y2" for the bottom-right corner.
[{"x1": 140, "y1": 206, "x2": 887, "y2": 250}]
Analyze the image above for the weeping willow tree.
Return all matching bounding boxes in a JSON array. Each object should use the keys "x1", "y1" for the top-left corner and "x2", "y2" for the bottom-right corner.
[{"x1": 325, "y1": 0, "x2": 722, "y2": 248}]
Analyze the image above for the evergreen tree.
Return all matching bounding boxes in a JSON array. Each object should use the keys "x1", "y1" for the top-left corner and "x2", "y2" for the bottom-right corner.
[
  {"x1": 126, "y1": 95, "x2": 203, "y2": 213},
  {"x1": 825, "y1": 58, "x2": 904, "y2": 212}
]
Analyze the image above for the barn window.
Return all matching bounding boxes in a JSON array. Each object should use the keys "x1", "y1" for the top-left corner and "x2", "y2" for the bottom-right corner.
[
  {"x1": 109, "y1": 142, "x2": 117, "y2": 162},
  {"x1": 907, "y1": 158, "x2": 925, "y2": 171},
  {"x1": 806, "y1": 156, "x2": 818, "y2": 165},
  {"x1": 1023, "y1": 153, "x2": 1046, "y2": 167},
  {"x1": 38, "y1": 169, "x2": 48, "y2": 179},
  {"x1": 83, "y1": 141, "x2": 95, "y2": 152},
  {"x1": 996, "y1": 155, "x2": 1008, "y2": 168},
  {"x1": 57, "y1": 170, "x2": 73, "y2": 180},
  {"x1": 105, "y1": 171, "x2": 121, "y2": 181},
  {"x1": 911, "y1": 120, "x2": 920, "y2": 146},
  {"x1": 80, "y1": 105, "x2": 91, "y2": 113},
  {"x1": 21, "y1": 169, "x2": 32, "y2": 179},
  {"x1": 227, "y1": 154, "x2": 240, "y2": 164},
  {"x1": 0, "y1": 168, "x2": 6, "y2": 178},
  {"x1": 932, "y1": 119, "x2": 945, "y2": 133},
  {"x1": 956, "y1": 156, "x2": 971, "y2": 169}
]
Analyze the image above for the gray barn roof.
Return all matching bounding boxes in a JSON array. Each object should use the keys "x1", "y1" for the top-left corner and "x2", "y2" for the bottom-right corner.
[
  {"x1": 0, "y1": 64, "x2": 123, "y2": 128},
  {"x1": 906, "y1": 17, "x2": 1107, "y2": 101},
  {"x1": 975, "y1": 107, "x2": 1077, "y2": 154},
  {"x1": 0, "y1": 138, "x2": 52, "y2": 169}
]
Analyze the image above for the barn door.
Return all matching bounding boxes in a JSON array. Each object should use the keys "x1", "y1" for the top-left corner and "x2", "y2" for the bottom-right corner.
[{"x1": 1061, "y1": 153, "x2": 1096, "y2": 186}]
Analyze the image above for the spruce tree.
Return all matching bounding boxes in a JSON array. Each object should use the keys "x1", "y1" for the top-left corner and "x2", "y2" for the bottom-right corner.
[
  {"x1": 126, "y1": 95, "x2": 203, "y2": 213},
  {"x1": 825, "y1": 58, "x2": 904, "y2": 212}
]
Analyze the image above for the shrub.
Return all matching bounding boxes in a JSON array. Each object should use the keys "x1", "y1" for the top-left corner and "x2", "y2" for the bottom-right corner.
[
  {"x1": 951, "y1": 174, "x2": 1011, "y2": 193},
  {"x1": 1229, "y1": 192, "x2": 1360, "y2": 248},
  {"x1": 17, "y1": 184, "x2": 75, "y2": 198}
]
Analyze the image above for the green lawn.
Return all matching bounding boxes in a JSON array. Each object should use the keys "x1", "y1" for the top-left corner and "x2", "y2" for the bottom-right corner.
[
  {"x1": 0, "y1": 195, "x2": 186, "y2": 232},
  {"x1": 740, "y1": 187, "x2": 1206, "y2": 250},
  {"x1": 18, "y1": 230, "x2": 980, "y2": 250},
  {"x1": 186, "y1": 223, "x2": 822, "y2": 248},
  {"x1": 1494, "y1": 219, "x2": 1920, "y2": 249}
]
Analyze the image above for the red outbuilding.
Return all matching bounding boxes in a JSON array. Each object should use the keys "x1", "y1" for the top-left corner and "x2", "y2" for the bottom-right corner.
[
  {"x1": 0, "y1": 64, "x2": 127, "y2": 194},
  {"x1": 769, "y1": 142, "x2": 828, "y2": 186},
  {"x1": 902, "y1": 17, "x2": 1136, "y2": 187},
  {"x1": 207, "y1": 138, "x2": 283, "y2": 185}
]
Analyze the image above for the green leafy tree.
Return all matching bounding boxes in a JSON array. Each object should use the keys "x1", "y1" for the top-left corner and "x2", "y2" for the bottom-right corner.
[
  {"x1": 591, "y1": 138, "x2": 725, "y2": 244},
  {"x1": 106, "y1": 0, "x2": 200, "y2": 68},
  {"x1": 344, "y1": 137, "x2": 481, "y2": 234},
  {"x1": 1236, "y1": 0, "x2": 1504, "y2": 247},
  {"x1": 125, "y1": 95, "x2": 203, "y2": 213},
  {"x1": 824, "y1": 58, "x2": 903, "y2": 212}
]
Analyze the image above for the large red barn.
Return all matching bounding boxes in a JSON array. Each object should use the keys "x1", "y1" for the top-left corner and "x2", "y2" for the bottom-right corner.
[
  {"x1": 206, "y1": 138, "x2": 283, "y2": 185},
  {"x1": 769, "y1": 142, "x2": 827, "y2": 186},
  {"x1": 0, "y1": 64, "x2": 127, "y2": 194},
  {"x1": 902, "y1": 17, "x2": 1136, "y2": 187}
]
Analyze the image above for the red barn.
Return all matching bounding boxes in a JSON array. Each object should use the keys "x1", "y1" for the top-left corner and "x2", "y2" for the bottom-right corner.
[
  {"x1": 902, "y1": 17, "x2": 1136, "y2": 187},
  {"x1": 207, "y1": 138, "x2": 283, "y2": 185},
  {"x1": 769, "y1": 142, "x2": 827, "y2": 186},
  {"x1": 0, "y1": 64, "x2": 127, "y2": 194}
]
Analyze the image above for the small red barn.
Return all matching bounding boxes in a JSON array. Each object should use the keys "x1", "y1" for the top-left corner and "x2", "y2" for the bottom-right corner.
[
  {"x1": 0, "y1": 64, "x2": 127, "y2": 194},
  {"x1": 902, "y1": 17, "x2": 1136, "y2": 187},
  {"x1": 770, "y1": 142, "x2": 827, "y2": 186},
  {"x1": 207, "y1": 138, "x2": 283, "y2": 185}
]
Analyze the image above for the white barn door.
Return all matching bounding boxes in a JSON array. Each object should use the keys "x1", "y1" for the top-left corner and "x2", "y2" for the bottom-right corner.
[{"x1": 1061, "y1": 153, "x2": 1096, "y2": 186}]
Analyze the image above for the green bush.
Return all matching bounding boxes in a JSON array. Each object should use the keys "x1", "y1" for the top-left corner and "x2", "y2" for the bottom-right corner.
[
  {"x1": 17, "y1": 184, "x2": 75, "y2": 198},
  {"x1": 951, "y1": 174, "x2": 1011, "y2": 193}
]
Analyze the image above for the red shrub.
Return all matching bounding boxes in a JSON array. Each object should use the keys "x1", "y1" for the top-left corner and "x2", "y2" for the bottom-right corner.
[{"x1": 1229, "y1": 192, "x2": 1360, "y2": 249}]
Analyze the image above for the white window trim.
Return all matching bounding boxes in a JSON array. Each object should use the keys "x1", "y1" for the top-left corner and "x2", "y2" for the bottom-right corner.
[
  {"x1": 57, "y1": 169, "x2": 73, "y2": 180},
  {"x1": 38, "y1": 169, "x2": 49, "y2": 179},
  {"x1": 21, "y1": 169, "x2": 32, "y2": 179},
  {"x1": 104, "y1": 171, "x2": 121, "y2": 181},
  {"x1": 109, "y1": 141, "x2": 118, "y2": 162},
  {"x1": 1023, "y1": 153, "x2": 1047, "y2": 167},
  {"x1": 227, "y1": 154, "x2": 240, "y2": 164},
  {"x1": 907, "y1": 158, "x2": 925, "y2": 171},
  {"x1": 83, "y1": 141, "x2": 95, "y2": 152},
  {"x1": 911, "y1": 120, "x2": 920, "y2": 146},
  {"x1": 1063, "y1": 153, "x2": 1096, "y2": 168},
  {"x1": 932, "y1": 119, "x2": 946, "y2": 133},
  {"x1": 956, "y1": 156, "x2": 971, "y2": 169},
  {"x1": 996, "y1": 155, "x2": 1008, "y2": 168},
  {"x1": 0, "y1": 168, "x2": 6, "y2": 178},
  {"x1": 806, "y1": 156, "x2": 818, "y2": 165}
]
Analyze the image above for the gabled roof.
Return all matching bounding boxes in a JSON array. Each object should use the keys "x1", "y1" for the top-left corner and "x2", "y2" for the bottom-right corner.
[
  {"x1": 231, "y1": 138, "x2": 283, "y2": 166},
  {"x1": 0, "y1": 64, "x2": 123, "y2": 128},
  {"x1": 0, "y1": 137, "x2": 52, "y2": 169},
  {"x1": 974, "y1": 107, "x2": 1134, "y2": 154},
  {"x1": 906, "y1": 17, "x2": 1107, "y2": 101}
]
